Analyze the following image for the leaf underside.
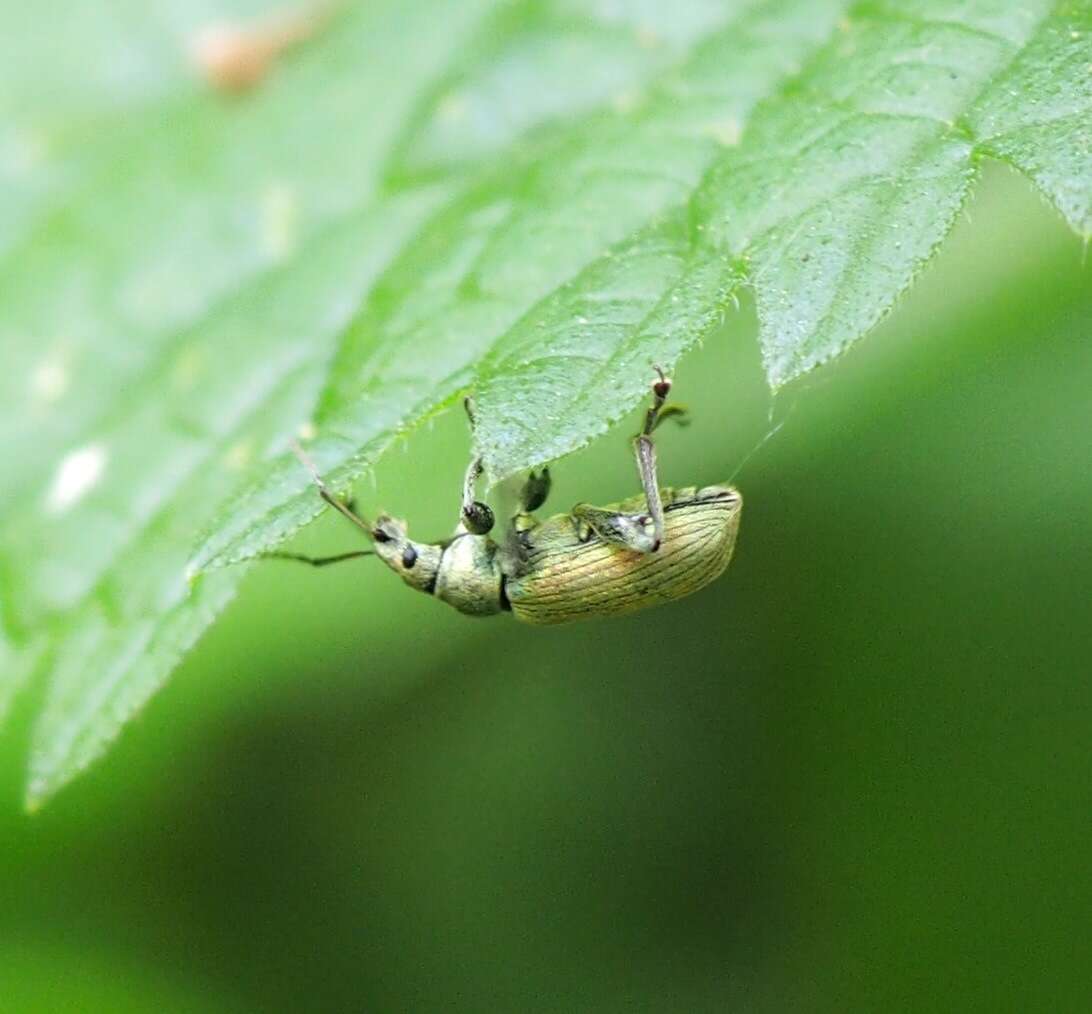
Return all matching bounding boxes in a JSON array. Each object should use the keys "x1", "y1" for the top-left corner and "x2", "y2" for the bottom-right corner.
[{"x1": 1, "y1": 0, "x2": 1088, "y2": 806}]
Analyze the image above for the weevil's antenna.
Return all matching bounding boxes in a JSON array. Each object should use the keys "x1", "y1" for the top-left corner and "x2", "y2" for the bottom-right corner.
[
  {"x1": 727, "y1": 396, "x2": 798, "y2": 485},
  {"x1": 258, "y1": 441, "x2": 380, "y2": 568},
  {"x1": 262, "y1": 548, "x2": 374, "y2": 567},
  {"x1": 289, "y1": 439, "x2": 376, "y2": 539}
]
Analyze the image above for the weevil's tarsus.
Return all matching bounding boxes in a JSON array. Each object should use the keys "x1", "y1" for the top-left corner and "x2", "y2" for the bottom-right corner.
[
  {"x1": 643, "y1": 366, "x2": 671, "y2": 434},
  {"x1": 650, "y1": 403, "x2": 690, "y2": 431},
  {"x1": 518, "y1": 468, "x2": 551, "y2": 513},
  {"x1": 642, "y1": 369, "x2": 690, "y2": 434}
]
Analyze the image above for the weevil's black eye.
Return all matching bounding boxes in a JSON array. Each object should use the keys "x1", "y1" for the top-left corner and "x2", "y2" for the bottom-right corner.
[
  {"x1": 401, "y1": 545, "x2": 418, "y2": 569},
  {"x1": 373, "y1": 528, "x2": 392, "y2": 543}
]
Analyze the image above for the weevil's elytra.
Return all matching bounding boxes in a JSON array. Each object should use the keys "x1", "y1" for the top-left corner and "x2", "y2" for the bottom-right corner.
[
  {"x1": 268, "y1": 371, "x2": 742, "y2": 623},
  {"x1": 505, "y1": 485, "x2": 741, "y2": 625}
]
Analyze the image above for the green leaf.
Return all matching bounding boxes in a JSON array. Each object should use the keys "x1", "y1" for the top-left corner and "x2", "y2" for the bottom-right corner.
[{"x1": 3, "y1": 0, "x2": 1088, "y2": 807}]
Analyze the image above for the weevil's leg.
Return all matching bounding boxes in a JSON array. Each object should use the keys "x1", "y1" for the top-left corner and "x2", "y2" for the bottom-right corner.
[
  {"x1": 460, "y1": 397, "x2": 496, "y2": 534},
  {"x1": 632, "y1": 433, "x2": 665, "y2": 551},
  {"x1": 630, "y1": 366, "x2": 695, "y2": 549},
  {"x1": 571, "y1": 503, "x2": 658, "y2": 553},
  {"x1": 460, "y1": 455, "x2": 495, "y2": 534},
  {"x1": 564, "y1": 369, "x2": 688, "y2": 554},
  {"x1": 641, "y1": 366, "x2": 690, "y2": 434},
  {"x1": 518, "y1": 467, "x2": 551, "y2": 513},
  {"x1": 629, "y1": 366, "x2": 690, "y2": 551},
  {"x1": 290, "y1": 440, "x2": 375, "y2": 540},
  {"x1": 261, "y1": 549, "x2": 374, "y2": 567},
  {"x1": 500, "y1": 467, "x2": 551, "y2": 573}
]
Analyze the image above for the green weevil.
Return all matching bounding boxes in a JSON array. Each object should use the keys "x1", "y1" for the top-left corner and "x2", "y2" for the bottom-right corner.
[{"x1": 270, "y1": 371, "x2": 742, "y2": 624}]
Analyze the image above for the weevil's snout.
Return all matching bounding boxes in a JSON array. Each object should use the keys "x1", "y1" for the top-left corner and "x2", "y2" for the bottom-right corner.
[
  {"x1": 371, "y1": 514, "x2": 442, "y2": 593},
  {"x1": 369, "y1": 514, "x2": 408, "y2": 570},
  {"x1": 371, "y1": 514, "x2": 405, "y2": 546}
]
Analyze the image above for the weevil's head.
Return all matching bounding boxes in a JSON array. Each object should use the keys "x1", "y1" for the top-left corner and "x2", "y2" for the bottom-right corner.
[{"x1": 371, "y1": 514, "x2": 443, "y2": 593}]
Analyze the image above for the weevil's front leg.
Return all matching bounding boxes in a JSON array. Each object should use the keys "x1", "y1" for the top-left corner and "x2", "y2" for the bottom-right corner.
[
  {"x1": 460, "y1": 455, "x2": 495, "y2": 534},
  {"x1": 459, "y1": 397, "x2": 496, "y2": 535}
]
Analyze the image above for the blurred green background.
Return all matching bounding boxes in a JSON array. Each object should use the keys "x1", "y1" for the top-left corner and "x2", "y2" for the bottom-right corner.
[{"x1": 2, "y1": 165, "x2": 1090, "y2": 1011}]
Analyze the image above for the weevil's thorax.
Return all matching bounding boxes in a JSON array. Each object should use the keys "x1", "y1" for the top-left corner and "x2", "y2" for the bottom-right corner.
[
  {"x1": 433, "y1": 527, "x2": 506, "y2": 617},
  {"x1": 371, "y1": 515, "x2": 443, "y2": 595}
]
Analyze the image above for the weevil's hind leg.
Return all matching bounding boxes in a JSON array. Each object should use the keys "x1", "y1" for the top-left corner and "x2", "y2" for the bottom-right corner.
[
  {"x1": 572, "y1": 502, "x2": 659, "y2": 553},
  {"x1": 632, "y1": 434, "x2": 665, "y2": 552},
  {"x1": 569, "y1": 368, "x2": 686, "y2": 554},
  {"x1": 630, "y1": 366, "x2": 690, "y2": 551}
]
